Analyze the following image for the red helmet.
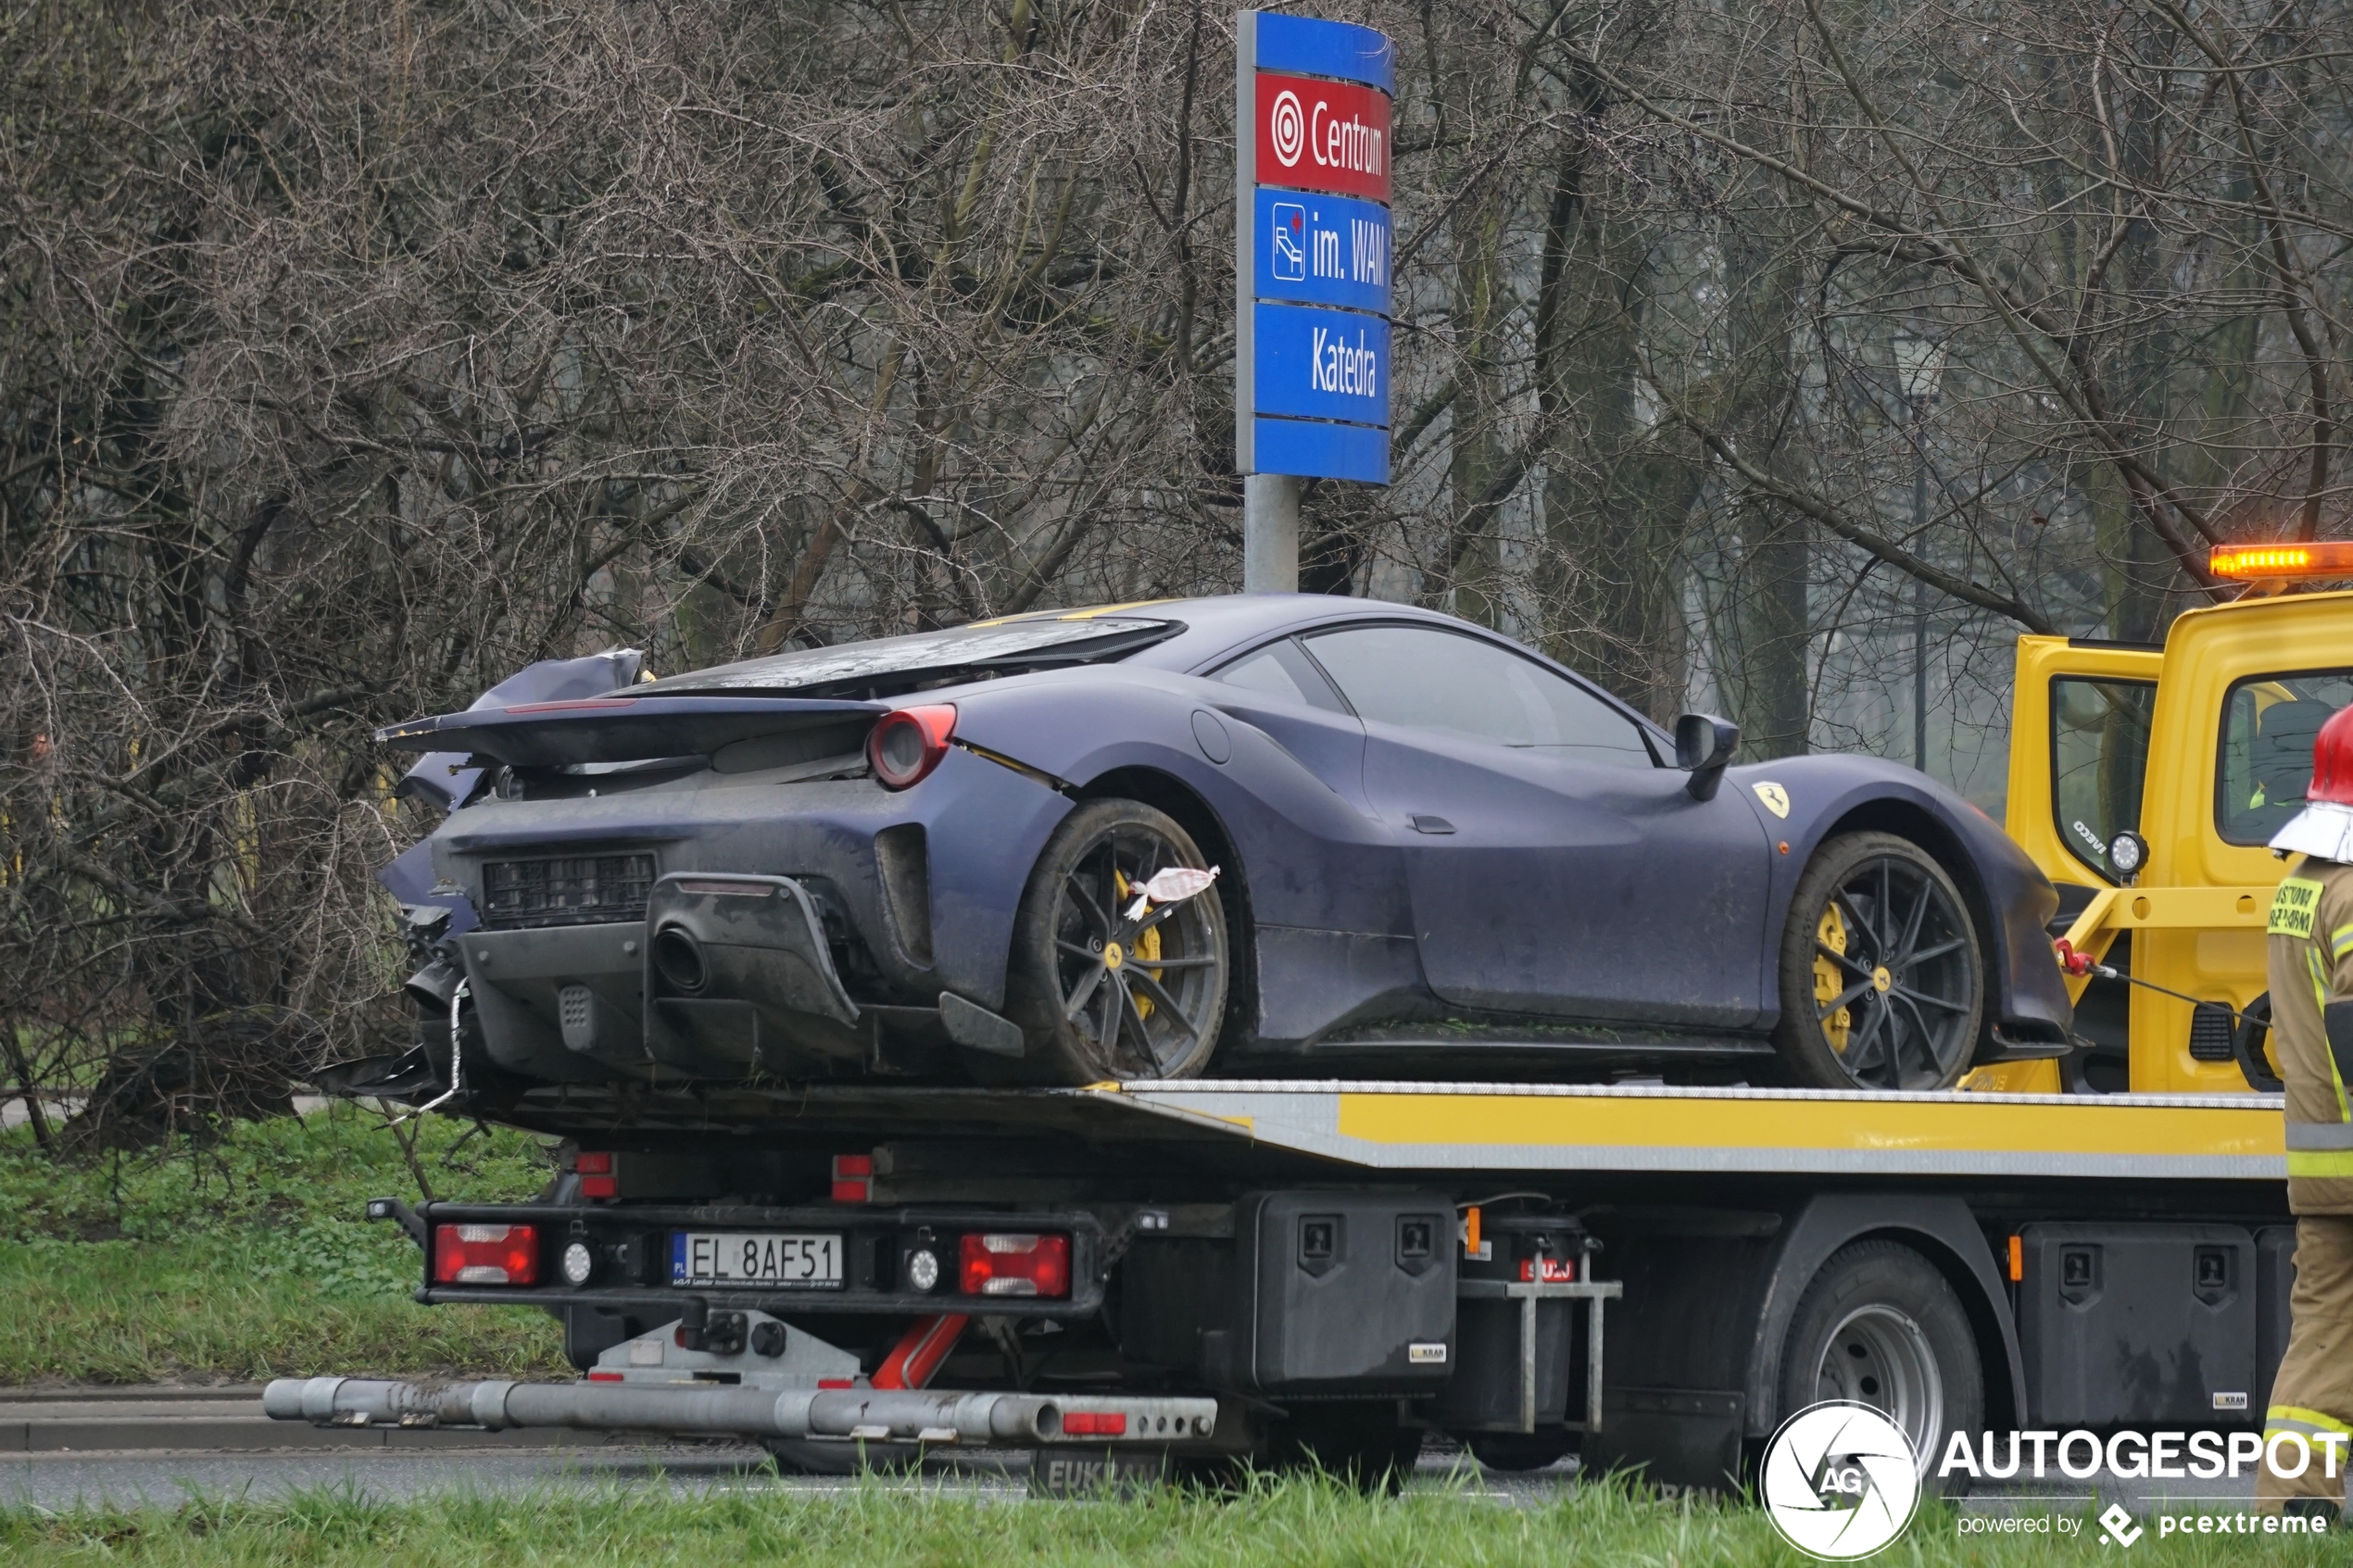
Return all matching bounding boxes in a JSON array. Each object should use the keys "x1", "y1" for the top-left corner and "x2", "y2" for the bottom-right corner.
[{"x1": 2317, "y1": 703, "x2": 2353, "y2": 807}]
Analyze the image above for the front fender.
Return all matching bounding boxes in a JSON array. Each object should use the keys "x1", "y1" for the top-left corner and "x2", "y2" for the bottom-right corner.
[{"x1": 1730, "y1": 758, "x2": 2070, "y2": 1047}]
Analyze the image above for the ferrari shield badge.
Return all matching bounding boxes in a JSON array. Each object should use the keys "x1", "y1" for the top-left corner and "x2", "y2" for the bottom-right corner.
[{"x1": 1753, "y1": 782, "x2": 1791, "y2": 819}]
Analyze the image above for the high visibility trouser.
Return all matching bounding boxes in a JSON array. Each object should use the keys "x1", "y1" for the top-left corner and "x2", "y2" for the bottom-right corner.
[
  {"x1": 2258, "y1": 1215, "x2": 2353, "y2": 1511},
  {"x1": 2286, "y1": 1117, "x2": 2353, "y2": 1180},
  {"x1": 2260, "y1": 1409, "x2": 2353, "y2": 1508}
]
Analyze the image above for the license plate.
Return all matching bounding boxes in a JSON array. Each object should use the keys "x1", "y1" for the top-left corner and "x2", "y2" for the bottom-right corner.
[{"x1": 671, "y1": 1231, "x2": 843, "y2": 1288}]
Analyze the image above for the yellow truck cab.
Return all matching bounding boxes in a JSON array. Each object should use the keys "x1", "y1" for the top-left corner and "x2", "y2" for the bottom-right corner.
[{"x1": 1996, "y1": 582, "x2": 2353, "y2": 1094}]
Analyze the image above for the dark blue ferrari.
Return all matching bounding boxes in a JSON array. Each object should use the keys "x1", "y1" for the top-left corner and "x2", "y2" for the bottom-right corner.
[{"x1": 365, "y1": 595, "x2": 2070, "y2": 1096}]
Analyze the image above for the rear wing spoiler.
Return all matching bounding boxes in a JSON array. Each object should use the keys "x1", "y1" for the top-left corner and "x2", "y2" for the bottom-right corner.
[{"x1": 375, "y1": 696, "x2": 887, "y2": 767}]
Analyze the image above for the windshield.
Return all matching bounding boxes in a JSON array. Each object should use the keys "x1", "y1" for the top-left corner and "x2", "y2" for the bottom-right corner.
[
  {"x1": 2218, "y1": 670, "x2": 2353, "y2": 845},
  {"x1": 638, "y1": 617, "x2": 1177, "y2": 699},
  {"x1": 2051, "y1": 677, "x2": 2155, "y2": 880}
]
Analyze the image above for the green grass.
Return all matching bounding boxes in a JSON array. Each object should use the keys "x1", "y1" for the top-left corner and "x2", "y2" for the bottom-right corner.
[
  {"x1": 0, "y1": 1106, "x2": 566, "y2": 1384},
  {"x1": 0, "y1": 1476, "x2": 2339, "y2": 1567}
]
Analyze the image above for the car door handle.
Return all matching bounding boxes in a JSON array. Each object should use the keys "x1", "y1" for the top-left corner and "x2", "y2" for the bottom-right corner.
[{"x1": 1409, "y1": 815, "x2": 1456, "y2": 834}]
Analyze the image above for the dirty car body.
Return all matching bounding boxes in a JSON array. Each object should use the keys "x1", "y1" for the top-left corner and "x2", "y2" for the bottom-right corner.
[{"x1": 359, "y1": 595, "x2": 2070, "y2": 1097}]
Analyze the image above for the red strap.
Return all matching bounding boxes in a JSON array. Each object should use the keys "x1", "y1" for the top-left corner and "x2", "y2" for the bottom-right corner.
[{"x1": 871, "y1": 1313, "x2": 970, "y2": 1390}]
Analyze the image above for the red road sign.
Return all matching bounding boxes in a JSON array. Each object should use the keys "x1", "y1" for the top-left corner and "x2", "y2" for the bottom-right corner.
[{"x1": 1253, "y1": 73, "x2": 1391, "y2": 203}]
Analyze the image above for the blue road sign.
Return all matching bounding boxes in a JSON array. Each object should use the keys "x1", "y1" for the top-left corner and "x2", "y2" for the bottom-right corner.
[
  {"x1": 1251, "y1": 303, "x2": 1389, "y2": 428},
  {"x1": 1254, "y1": 11, "x2": 1393, "y2": 93},
  {"x1": 1252, "y1": 189, "x2": 1389, "y2": 315},
  {"x1": 1237, "y1": 11, "x2": 1394, "y2": 485},
  {"x1": 1252, "y1": 418, "x2": 1389, "y2": 484}
]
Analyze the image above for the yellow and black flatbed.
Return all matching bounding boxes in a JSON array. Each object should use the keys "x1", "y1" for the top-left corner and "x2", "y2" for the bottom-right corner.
[{"x1": 500, "y1": 1075, "x2": 2285, "y2": 1183}]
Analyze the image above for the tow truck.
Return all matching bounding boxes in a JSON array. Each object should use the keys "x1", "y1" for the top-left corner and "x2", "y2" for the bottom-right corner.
[{"x1": 269, "y1": 546, "x2": 2353, "y2": 1491}]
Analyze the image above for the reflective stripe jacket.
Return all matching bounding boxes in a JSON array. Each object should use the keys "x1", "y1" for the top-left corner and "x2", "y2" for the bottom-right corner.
[{"x1": 2271, "y1": 857, "x2": 2353, "y2": 1213}]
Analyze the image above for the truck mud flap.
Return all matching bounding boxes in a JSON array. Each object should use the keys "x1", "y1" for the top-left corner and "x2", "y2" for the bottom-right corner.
[{"x1": 1581, "y1": 1387, "x2": 1745, "y2": 1493}]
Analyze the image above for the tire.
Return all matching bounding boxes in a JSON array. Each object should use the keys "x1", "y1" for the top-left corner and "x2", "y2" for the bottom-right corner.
[
  {"x1": 1772, "y1": 832, "x2": 1983, "y2": 1091},
  {"x1": 1778, "y1": 1240, "x2": 1982, "y2": 1492},
  {"x1": 1464, "y1": 1430, "x2": 1576, "y2": 1473},
  {"x1": 999, "y1": 798, "x2": 1230, "y2": 1085},
  {"x1": 760, "y1": 1437, "x2": 925, "y2": 1475}
]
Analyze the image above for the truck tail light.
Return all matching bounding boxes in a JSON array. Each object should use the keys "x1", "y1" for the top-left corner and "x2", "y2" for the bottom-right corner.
[
  {"x1": 1063, "y1": 1411, "x2": 1126, "y2": 1436},
  {"x1": 868, "y1": 706, "x2": 956, "y2": 789},
  {"x1": 434, "y1": 1223, "x2": 540, "y2": 1286},
  {"x1": 575, "y1": 1150, "x2": 616, "y2": 1200},
  {"x1": 831, "y1": 1153, "x2": 873, "y2": 1203},
  {"x1": 960, "y1": 1232, "x2": 1070, "y2": 1298}
]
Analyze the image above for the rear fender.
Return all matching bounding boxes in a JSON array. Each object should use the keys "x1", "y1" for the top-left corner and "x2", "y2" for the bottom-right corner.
[{"x1": 954, "y1": 670, "x2": 1408, "y2": 935}]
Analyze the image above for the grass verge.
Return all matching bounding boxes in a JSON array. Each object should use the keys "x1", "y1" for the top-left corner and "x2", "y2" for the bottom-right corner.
[
  {"x1": 0, "y1": 1106, "x2": 564, "y2": 1383},
  {"x1": 1, "y1": 1475, "x2": 2339, "y2": 1567}
]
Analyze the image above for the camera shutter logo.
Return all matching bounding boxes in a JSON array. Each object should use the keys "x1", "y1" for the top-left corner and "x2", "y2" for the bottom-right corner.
[
  {"x1": 1269, "y1": 90, "x2": 1305, "y2": 166},
  {"x1": 1761, "y1": 1401, "x2": 1922, "y2": 1560}
]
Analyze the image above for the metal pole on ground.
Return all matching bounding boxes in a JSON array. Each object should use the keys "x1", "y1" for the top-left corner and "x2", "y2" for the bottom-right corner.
[{"x1": 1243, "y1": 474, "x2": 1301, "y2": 593}]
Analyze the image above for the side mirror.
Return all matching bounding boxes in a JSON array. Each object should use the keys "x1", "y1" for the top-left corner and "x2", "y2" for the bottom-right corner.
[{"x1": 1674, "y1": 713, "x2": 1741, "y2": 801}]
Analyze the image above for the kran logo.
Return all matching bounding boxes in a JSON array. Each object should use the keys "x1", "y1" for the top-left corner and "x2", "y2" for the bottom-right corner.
[{"x1": 1761, "y1": 1401, "x2": 1922, "y2": 1560}]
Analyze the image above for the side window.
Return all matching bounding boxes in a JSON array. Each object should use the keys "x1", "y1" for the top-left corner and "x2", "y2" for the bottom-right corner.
[
  {"x1": 2219, "y1": 671, "x2": 2353, "y2": 845},
  {"x1": 1210, "y1": 638, "x2": 1350, "y2": 715},
  {"x1": 2050, "y1": 678, "x2": 2155, "y2": 879},
  {"x1": 1301, "y1": 624, "x2": 1654, "y2": 767}
]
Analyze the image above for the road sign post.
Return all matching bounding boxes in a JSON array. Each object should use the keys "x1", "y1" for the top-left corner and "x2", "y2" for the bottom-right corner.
[{"x1": 1235, "y1": 11, "x2": 1394, "y2": 592}]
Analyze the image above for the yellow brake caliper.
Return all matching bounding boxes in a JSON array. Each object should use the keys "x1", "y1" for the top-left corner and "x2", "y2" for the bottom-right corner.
[
  {"x1": 1814, "y1": 903, "x2": 1852, "y2": 1055},
  {"x1": 1114, "y1": 871, "x2": 1162, "y2": 1021}
]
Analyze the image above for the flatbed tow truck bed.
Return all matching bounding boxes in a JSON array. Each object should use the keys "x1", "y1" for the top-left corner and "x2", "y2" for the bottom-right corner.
[
  {"x1": 467, "y1": 1077, "x2": 2288, "y2": 1179},
  {"x1": 266, "y1": 1077, "x2": 2294, "y2": 1489}
]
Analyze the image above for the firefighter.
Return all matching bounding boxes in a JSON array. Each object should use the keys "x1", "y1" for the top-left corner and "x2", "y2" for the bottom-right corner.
[{"x1": 2259, "y1": 701, "x2": 2353, "y2": 1522}]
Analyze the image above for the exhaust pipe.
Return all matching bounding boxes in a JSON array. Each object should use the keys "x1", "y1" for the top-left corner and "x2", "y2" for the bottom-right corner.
[
  {"x1": 649, "y1": 923, "x2": 708, "y2": 993},
  {"x1": 262, "y1": 1376, "x2": 1215, "y2": 1444}
]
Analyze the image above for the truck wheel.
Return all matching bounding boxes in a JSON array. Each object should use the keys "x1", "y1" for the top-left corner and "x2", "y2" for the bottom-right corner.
[
  {"x1": 760, "y1": 1437, "x2": 925, "y2": 1475},
  {"x1": 1464, "y1": 1430, "x2": 1575, "y2": 1472},
  {"x1": 1779, "y1": 1240, "x2": 1982, "y2": 1490},
  {"x1": 1773, "y1": 833, "x2": 1982, "y2": 1091},
  {"x1": 999, "y1": 798, "x2": 1229, "y2": 1085}
]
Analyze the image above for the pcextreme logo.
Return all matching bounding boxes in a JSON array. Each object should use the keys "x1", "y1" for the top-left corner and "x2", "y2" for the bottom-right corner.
[{"x1": 1761, "y1": 1401, "x2": 1922, "y2": 1560}]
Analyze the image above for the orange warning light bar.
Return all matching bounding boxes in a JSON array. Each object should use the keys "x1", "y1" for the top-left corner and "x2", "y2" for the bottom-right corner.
[{"x1": 2209, "y1": 541, "x2": 2353, "y2": 581}]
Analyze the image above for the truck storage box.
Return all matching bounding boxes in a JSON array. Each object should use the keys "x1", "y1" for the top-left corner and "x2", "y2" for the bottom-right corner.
[
  {"x1": 1231, "y1": 1190, "x2": 1455, "y2": 1394},
  {"x1": 2017, "y1": 1223, "x2": 2256, "y2": 1426}
]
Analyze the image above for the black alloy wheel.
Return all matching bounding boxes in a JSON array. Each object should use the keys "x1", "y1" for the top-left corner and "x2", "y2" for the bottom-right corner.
[
  {"x1": 999, "y1": 798, "x2": 1229, "y2": 1085},
  {"x1": 1772, "y1": 833, "x2": 1983, "y2": 1092}
]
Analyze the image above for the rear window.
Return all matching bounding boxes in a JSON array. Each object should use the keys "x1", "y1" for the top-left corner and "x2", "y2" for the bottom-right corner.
[
  {"x1": 641, "y1": 617, "x2": 1177, "y2": 699},
  {"x1": 2218, "y1": 670, "x2": 2353, "y2": 845},
  {"x1": 2050, "y1": 677, "x2": 2155, "y2": 880}
]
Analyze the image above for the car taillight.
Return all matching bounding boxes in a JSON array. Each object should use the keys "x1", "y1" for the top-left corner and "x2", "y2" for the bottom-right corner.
[
  {"x1": 959, "y1": 1232, "x2": 1070, "y2": 1298},
  {"x1": 868, "y1": 705, "x2": 956, "y2": 790},
  {"x1": 434, "y1": 1223, "x2": 540, "y2": 1286}
]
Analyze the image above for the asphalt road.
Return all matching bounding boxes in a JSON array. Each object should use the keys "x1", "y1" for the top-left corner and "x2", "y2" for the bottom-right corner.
[{"x1": 0, "y1": 1387, "x2": 2298, "y2": 1517}]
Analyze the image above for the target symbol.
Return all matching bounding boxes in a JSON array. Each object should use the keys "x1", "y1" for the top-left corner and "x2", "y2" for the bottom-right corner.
[{"x1": 1269, "y1": 90, "x2": 1305, "y2": 167}]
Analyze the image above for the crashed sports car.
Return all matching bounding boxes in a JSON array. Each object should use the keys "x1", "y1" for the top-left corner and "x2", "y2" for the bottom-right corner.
[{"x1": 355, "y1": 595, "x2": 2070, "y2": 1100}]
